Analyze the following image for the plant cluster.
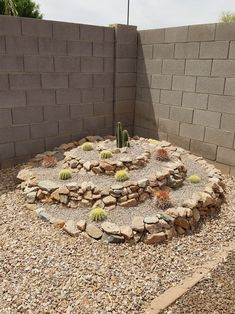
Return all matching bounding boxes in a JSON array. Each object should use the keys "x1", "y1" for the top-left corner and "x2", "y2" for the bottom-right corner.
[
  {"x1": 82, "y1": 142, "x2": 94, "y2": 151},
  {"x1": 116, "y1": 122, "x2": 130, "y2": 148},
  {"x1": 154, "y1": 190, "x2": 172, "y2": 209},
  {"x1": 41, "y1": 155, "x2": 57, "y2": 168},
  {"x1": 155, "y1": 148, "x2": 170, "y2": 161},
  {"x1": 115, "y1": 170, "x2": 129, "y2": 182},
  {"x1": 100, "y1": 150, "x2": 113, "y2": 159},
  {"x1": 59, "y1": 169, "x2": 72, "y2": 180},
  {"x1": 189, "y1": 175, "x2": 201, "y2": 184},
  {"x1": 90, "y1": 207, "x2": 107, "y2": 222}
]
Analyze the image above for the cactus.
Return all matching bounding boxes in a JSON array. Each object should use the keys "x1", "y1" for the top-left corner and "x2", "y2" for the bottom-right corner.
[
  {"x1": 100, "y1": 150, "x2": 113, "y2": 159},
  {"x1": 115, "y1": 170, "x2": 129, "y2": 182},
  {"x1": 59, "y1": 169, "x2": 72, "y2": 180},
  {"x1": 155, "y1": 148, "x2": 170, "y2": 161},
  {"x1": 154, "y1": 190, "x2": 172, "y2": 210},
  {"x1": 90, "y1": 207, "x2": 107, "y2": 222},
  {"x1": 41, "y1": 155, "x2": 57, "y2": 168},
  {"x1": 82, "y1": 142, "x2": 94, "y2": 151},
  {"x1": 122, "y1": 129, "x2": 130, "y2": 147},
  {"x1": 115, "y1": 122, "x2": 130, "y2": 148},
  {"x1": 189, "y1": 175, "x2": 201, "y2": 184}
]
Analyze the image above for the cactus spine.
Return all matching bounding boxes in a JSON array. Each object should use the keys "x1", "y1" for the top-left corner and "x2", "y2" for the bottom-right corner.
[{"x1": 115, "y1": 122, "x2": 130, "y2": 148}]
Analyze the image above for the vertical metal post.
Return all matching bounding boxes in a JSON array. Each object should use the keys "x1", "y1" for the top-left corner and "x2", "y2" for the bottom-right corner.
[{"x1": 127, "y1": 0, "x2": 130, "y2": 25}]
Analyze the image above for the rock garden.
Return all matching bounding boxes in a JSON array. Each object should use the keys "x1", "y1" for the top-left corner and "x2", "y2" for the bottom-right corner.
[{"x1": 17, "y1": 122, "x2": 225, "y2": 245}]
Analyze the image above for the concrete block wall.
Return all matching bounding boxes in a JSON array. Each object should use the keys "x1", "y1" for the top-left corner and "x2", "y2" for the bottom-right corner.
[{"x1": 135, "y1": 22, "x2": 235, "y2": 170}]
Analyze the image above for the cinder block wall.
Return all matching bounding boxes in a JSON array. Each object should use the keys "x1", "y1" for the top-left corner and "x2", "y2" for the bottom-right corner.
[
  {"x1": 135, "y1": 23, "x2": 235, "y2": 170},
  {"x1": 0, "y1": 15, "x2": 137, "y2": 167}
]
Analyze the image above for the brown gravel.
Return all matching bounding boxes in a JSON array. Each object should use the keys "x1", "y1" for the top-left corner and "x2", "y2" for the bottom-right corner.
[{"x1": 0, "y1": 167, "x2": 235, "y2": 314}]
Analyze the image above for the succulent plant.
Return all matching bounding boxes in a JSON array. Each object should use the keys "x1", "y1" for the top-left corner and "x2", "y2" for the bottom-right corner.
[
  {"x1": 154, "y1": 190, "x2": 172, "y2": 209},
  {"x1": 59, "y1": 169, "x2": 72, "y2": 180},
  {"x1": 148, "y1": 139, "x2": 159, "y2": 145},
  {"x1": 115, "y1": 122, "x2": 130, "y2": 148},
  {"x1": 41, "y1": 155, "x2": 57, "y2": 168},
  {"x1": 90, "y1": 207, "x2": 107, "y2": 222},
  {"x1": 100, "y1": 149, "x2": 113, "y2": 159},
  {"x1": 115, "y1": 169, "x2": 129, "y2": 182},
  {"x1": 82, "y1": 142, "x2": 94, "y2": 151},
  {"x1": 155, "y1": 148, "x2": 170, "y2": 161},
  {"x1": 189, "y1": 175, "x2": 201, "y2": 184}
]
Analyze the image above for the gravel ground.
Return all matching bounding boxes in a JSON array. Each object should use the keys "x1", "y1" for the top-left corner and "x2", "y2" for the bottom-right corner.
[
  {"x1": 1, "y1": 167, "x2": 235, "y2": 314},
  {"x1": 163, "y1": 250, "x2": 235, "y2": 314}
]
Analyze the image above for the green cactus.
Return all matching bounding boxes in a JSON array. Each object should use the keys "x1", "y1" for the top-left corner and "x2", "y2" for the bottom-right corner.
[
  {"x1": 59, "y1": 169, "x2": 72, "y2": 180},
  {"x1": 90, "y1": 207, "x2": 107, "y2": 222},
  {"x1": 82, "y1": 142, "x2": 94, "y2": 151},
  {"x1": 100, "y1": 150, "x2": 113, "y2": 159},
  {"x1": 115, "y1": 170, "x2": 129, "y2": 182},
  {"x1": 115, "y1": 122, "x2": 130, "y2": 148},
  {"x1": 189, "y1": 175, "x2": 201, "y2": 184},
  {"x1": 122, "y1": 129, "x2": 130, "y2": 147}
]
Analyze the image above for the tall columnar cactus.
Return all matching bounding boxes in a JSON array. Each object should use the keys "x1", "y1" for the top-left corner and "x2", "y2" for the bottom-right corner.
[
  {"x1": 122, "y1": 129, "x2": 130, "y2": 147},
  {"x1": 115, "y1": 122, "x2": 130, "y2": 148}
]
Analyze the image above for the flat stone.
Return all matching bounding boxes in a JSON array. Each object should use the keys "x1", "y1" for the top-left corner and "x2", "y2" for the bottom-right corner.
[
  {"x1": 103, "y1": 195, "x2": 116, "y2": 205},
  {"x1": 17, "y1": 169, "x2": 35, "y2": 181},
  {"x1": 66, "y1": 182, "x2": 79, "y2": 191},
  {"x1": 111, "y1": 184, "x2": 123, "y2": 190},
  {"x1": 58, "y1": 186, "x2": 70, "y2": 194},
  {"x1": 86, "y1": 224, "x2": 103, "y2": 240},
  {"x1": 102, "y1": 233, "x2": 125, "y2": 244},
  {"x1": 100, "y1": 161, "x2": 115, "y2": 171},
  {"x1": 139, "y1": 192, "x2": 150, "y2": 202},
  {"x1": 50, "y1": 218, "x2": 65, "y2": 229},
  {"x1": 144, "y1": 216, "x2": 159, "y2": 224},
  {"x1": 120, "y1": 156, "x2": 132, "y2": 163},
  {"x1": 59, "y1": 194, "x2": 68, "y2": 204},
  {"x1": 37, "y1": 210, "x2": 51, "y2": 222},
  {"x1": 63, "y1": 220, "x2": 80, "y2": 237},
  {"x1": 51, "y1": 189, "x2": 60, "y2": 201},
  {"x1": 193, "y1": 208, "x2": 200, "y2": 222},
  {"x1": 159, "y1": 212, "x2": 174, "y2": 223},
  {"x1": 120, "y1": 225, "x2": 133, "y2": 239},
  {"x1": 145, "y1": 223, "x2": 162, "y2": 234},
  {"x1": 77, "y1": 220, "x2": 86, "y2": 231},
  {"x1": 38, "y1": 180, "x2": 60, "y2": 192},
  {"x1": 131, "y1": 216, "x2": 144, "y2": 232},
  {"x1": 137, "y1": 178, "x2": 149, "y2": 188},
  {"x1": 144, "y1": 232, "x2": 166, "y2": 245},
  {"x1": 121, "y1": 199, "x2": 137, "y2": 207},
  {"x1": 70, "y1": 160, "x2": 79, "y2": 168},
  {"x1": 25, "y1": 203, "x2": 37, "y2": 211},
  {"x1": 83, "y1": 161, "x2": 92, "y2": 171},
  {"x1": 26, "y1": 191, "x2": 37, "y2": 204},
  {"x1": 101, "y1": 222, "x2": 120, "y2": 235},
  {"x1": 174, "y1": 217, "x2": 190, "y2": 230}
]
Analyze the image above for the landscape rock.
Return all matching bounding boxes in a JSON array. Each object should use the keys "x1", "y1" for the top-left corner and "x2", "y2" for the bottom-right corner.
[
  {"x1": 77, "y1": 220, "x2": 86, "y2": 231},
  {"x1": 102, "y1": 233, "x2": 125, "y2": 244},
  {"x1": 63, "y1": 220, "x2": 80, "y2": 237},
  {"x1": 144, "y1": 232, "x2": 166, "y2": 245},
  {"x1": 38, "y1": 180, "x2": 60, "y2": 192},
  {"x1": 86, "y1": 224, "x2": 103, "y2": 240},
  {"x1": 121, "y1": 199, "x2": 137, "y2": 207},
  {"x1": 120, "y1": 225, "x2": 133, "y2": 239},
  {"x1": 103, "y1": 195, "x2": 116, "y2": 205},
  {"x1": 132, "y1": 216, "x2": 144, "y2": 232},
  {"x1": 101, "y1": 222, "x2": 120, "y2": 235}
]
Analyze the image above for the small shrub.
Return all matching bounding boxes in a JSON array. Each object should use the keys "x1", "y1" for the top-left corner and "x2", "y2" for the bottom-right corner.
[
  {"x1": 90, "y1": 207, "x2": 107, "y2": 222},
  {"x1": 148, "y1": 139, "x2": 159, "y2": 145},
  {"x1": 100, "y1": 150, "x2": 113, "y2": 159},
  {"x1": 189, "y1": 175, "x2": 201, "y2": 184},
  {"x1": 82, "y1": 142, "x2": 94, "y2": 151},
  {"x1": 115, "y1": 170, "x2": 129, "y2": 182},
  {"x1": 59, "y1": 169, "x2": 72, "y2": 180},
  {"x1": 155, "y1": 148, "x2": 170, "y2": 161},
  {"x1": 154, "y1": 190, "x2": 172, "y2": 209},
  {"x1": 41, "y1": 155, "x2": 57, "y2": 168}
]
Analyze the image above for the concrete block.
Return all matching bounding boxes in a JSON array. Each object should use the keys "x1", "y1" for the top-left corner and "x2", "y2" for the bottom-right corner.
[
  {"x1": 182, "y1": 92, "x2": 208, "y2": 109},
  {"x1": 0, "y1": 36, "x2": 5, "y2": 53},
  {"x1": 0, "y1": 74, "x2": 9, "y2": 90},
  {"x1": 68, "y1": 40, "x2": 92, "y2": 56},
  {"x1": 104, "y1": 27, "x2": 114, "y2": 42},
  {"x1": 215, "y1": 23, "x2": 235, "y2": 40},
  {"x1": 217, "y1": 147, "x2": 235, "y2": 167},
  {"x1": 229, "y1": 41, "x2": 235, "y2": 59},
  {"x1": 139, "y1": 88, "x2": 160, "y2": 102},
  {"x1": 138, "y1": 29, "x2": 165, "y2": 44},
  {"x1": 9, "y1": 74, "x2": 40, "y2": 90},
  {"x1": 116, "y1": 73, "x2": 136, "y2": 87},
  {"x1": 175, "y1": 42, "x2": 199, "y2": 59},
  {"x1": 104, "y1": 87, "x2": 114, "y2": 101},
  {"x1": 116, "y1": 44, "x2": 137, "y2": 58},
  {"x1": 160, "y1": 90, "x2": 182, "y2": 106},
  {"x1": 44, "y1": 105, "x2": 70, "y2": 122},
  {"x1": 190, "y1": 140, "x2": 217, "y2": 160},
  {"x1": 0, "y1": 109, "x2": 12, "y2": 127},
  {"x1": 138, "y1": 45, "x2": 153, "y2": 59},
  {"x1": 170, "y1": 106, "x2": 193, "y2": 123},
  {"x1": 24, "y1": 56, "x2": 54, "y2": 72},
  {"x1": 27, "y1": 90, "x2": 55, "y2": 106},
  {"x1": 136, "y1": 73, "x2": 151, "y2": 88},
  {"x1": 221, "y1": 113, "x2": 235, "y2": 132},
  {"x1": 115, "y1": 100, "x2": 135, "y2": 114},
  {"x1": 80, "y1": 24, "x2": 104, "y2": 42},
  {"x1": 0, "y1": 91, "x2": 26, "y2": 108},
  {"x1": 53, "y1": 21, "x2": 79, "y2": 40},
  {"x1": 59, "y1": 118, "x2": 83, "y2": 134},
  {"x1": 83, "y1": 116, "x2": 105, "y2": 131},
  {"x1": 82, "y1": 88, "x2": 103, "y2": 102},
  {"x1": 0, "y1": 15, "x2": 21, "y2": 35},
  {"x1": 31, "y1": 121, "x2": 58, "y2": 139},
  {"x1": 168, "y1": 134, "x2": 190, "y2": 150},
  {"x1": 179, "y1": 123, "x2": 204, "y2": 140},
  {"x1": 208, "y1": 95, "x2": 235, "y2": 114},
  {"x1": 0, "y1": 143, "x2": 14, "y2": 160},
  {"x1": 151, "y1": 74, "x2": 172, "y2": 89},
  {"x1": 93, "y1": 42, "x2": 114, "y2": 57},
  {"x1": 116, "y1": 59, "x2": 136, "y2": 73},
  {"x1": 21, "y1": 18, "x2": 52, "y2": 37},
  {"x1": 137, "y1": 59, "x2": 161, "y2": 74},
  {"x1": 81, "y1": 57, "x2": 103, "y2": 73},
  {"x1": 153, "y1": 103, "x2": 170, "y2": 119},
  {"x1": 12, "y1": 107, "x2": 43, "y2": 124},
  {"x1": 55, "y1": 56, "x2": 80, "y2": 72},
  {"x1": 15, "y1": 139, "x2": 45, "y2": 157},
  {"x1": 94, "y1": 102, "x2": 113, "y2": 115},
  {"x1": 0, "y1": 55, "x2": 23, "y2": 72},
  {"x1": 39, "y1": 38, "x2": 67, "y2": 55},
  {"x1": 116, "y1": 87, "x2": 135, "y2": 100},
  {"x1": 212, "y1": 60, "x2": 235, "y2": 77},
  {"x1": 70, "y1": 103, "x2": 93, "y2": 118},
  {"x1": 159, "y1": 118, "x2": 179, "y2": 135},
  {"x1": 6, "y1": 35, "x2": 38, "y2": 54},
  {"x1": 196, "y1": 77, "x2": 224, "y2": 95},
  {"x1": 135, "y1": 101, "x2": 155, "y2": 119},
  {"x1": 193, "y1": 109, "x2": 221, "y2": 128},
  {"x1": 205, "y1": 127, "x2": 234, "y2": 148},
  {"x1": 56, "y1": 89, "x2": 81, "y2": 104},
  {"x1": 104, "y1": 58, "x2": 114, "y2": 73},
  {"x1": 42, "y1": 73, "x2": 68, "y2": 89},
  {"x1": 115, "y1": 24, "x2": 137, "y2": 44},
  {"x1": 188, "y1": 24, "x2": 215, "y2": 41},
  {"x1": 0, "y1": 125, "x2": 29, "y2": 144},
  {"x1": 69, "y1": 73, "x2": 92, "y2": 89},
  {"x1": 200, "y1": 41, "x2": 229, "y2": 59},
  {"x1": 185, "y1": 60, "x2": 212, "y2": 76},
  {"x1": 153, "y1": 43, "x2": 174, "y2": 59},
  {"x1": 165, "y1": 26, "x2": 188, "y2": 43},
  {"x1": 162, "y1": 59, "x2": 185, "y2": 75},
  {"x1": 224, "y1": 78, "x2": 235, "y2": 96},
  {"x1": 172, "y1": 75, "x2": 196, "y2": 92}
]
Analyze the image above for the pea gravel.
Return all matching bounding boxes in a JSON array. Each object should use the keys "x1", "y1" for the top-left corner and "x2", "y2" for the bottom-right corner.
[{"x1": 0, "y1": 167, "x2": 235, "y2": 314}]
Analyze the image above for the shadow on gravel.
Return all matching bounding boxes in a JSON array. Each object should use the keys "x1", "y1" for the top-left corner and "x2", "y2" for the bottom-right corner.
[{"x1": 0, "y1": 165, "x2": 22, "y2": 196}]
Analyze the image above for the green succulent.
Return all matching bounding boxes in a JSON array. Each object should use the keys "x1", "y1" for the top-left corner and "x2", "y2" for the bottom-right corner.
[
  {"x1": 189, "y1": 175, "x2": 201, "y2": 184},
  {"x1": 82, "y1": 142, "x2": 94, "y2": 151},
  {"x1": 59, "y1": 169, "x2": 72, "y2": 180},
  {"x1": 100, "y1": 150, "x2": 113, "y2": 159},
  {"x1": 148, "y1": 139, "x2": 159, "y2": 145},
  {"x1": 115, "y1": 170, "x2": 129, "y2": 182},
  {"x1": 90, "y1": 207, "x2": 107, "y2": 222}
]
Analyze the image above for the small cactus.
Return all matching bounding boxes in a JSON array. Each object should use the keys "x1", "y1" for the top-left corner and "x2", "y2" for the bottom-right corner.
[
  {"x1": 82, "y1": 142, "x2": 94, "y2": 151},
  {"x1": 115, "y1": 122, "x2": 130, "y2": 148},
  {"x1": 90, "y1": 207, "x2": 107, "y2": 222},
  {"x1": 189, "y1": 175, "x2": 201, "y2": 184},
  {"x1": 155, "y1": 148, "x2": 170, "y2": 161},
  {"x1": 41, "y1": 155, "x2": 57, "y2": 168},
  {"x1": 100, "y1": 150, "x2": 113, "y2": 159},
  {"x1": 115, "y1": 170, "x2": 129, "y2": 182},
  {"x1": 154, "y1": 190, "x2": 172, "y2": 210},
  {"x1": 122, "y1": 129, "x2": 130, "y2": 147},
  {"x1": 59, "y1": 169, "x2": 72, "y2": 180}
]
